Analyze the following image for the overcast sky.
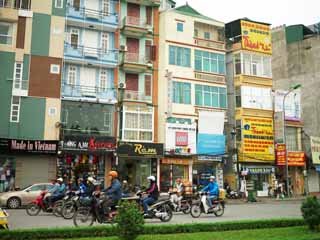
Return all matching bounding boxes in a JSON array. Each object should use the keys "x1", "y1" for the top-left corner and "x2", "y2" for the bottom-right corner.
[{"x1": 174, "y1": 0, "x2": 320, "y2": 27}]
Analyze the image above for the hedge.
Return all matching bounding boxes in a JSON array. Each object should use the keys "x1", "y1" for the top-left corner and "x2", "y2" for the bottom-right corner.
[{"x1": 1, "y1": 218, "x2": 305, "y2": 240}]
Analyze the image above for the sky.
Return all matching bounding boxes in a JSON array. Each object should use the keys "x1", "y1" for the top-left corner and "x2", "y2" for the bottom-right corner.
[{"x1": 173, "y1": 0, "x2": 320, "y2": 27}]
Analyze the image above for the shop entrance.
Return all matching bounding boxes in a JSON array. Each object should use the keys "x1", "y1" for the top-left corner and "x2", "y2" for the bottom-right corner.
[{"x1": 160, "y1": 164, "x2": 188, "y2": 192}]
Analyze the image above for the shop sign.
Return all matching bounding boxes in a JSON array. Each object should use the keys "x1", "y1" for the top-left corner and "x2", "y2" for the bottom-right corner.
[
  {"x1": 240, "y1": 20, "x2": 272, "y2": 54},
  {"x1": 62, "y1": 135, "x2": 116, "y2": 152},
  {"x1": 165, "y1": 123, "x2": 196, "y2": 154},
  {"x1": 287, "y1": 152, "x2": 305, "y2": 167},
  {"x1": 161, "y1": 158, "x2": 190, "y2": 165},
  {"x1": 242, "y1": 117, "x2": 274, "y2": 161},
  {"x1": 311, "y1": 136, "x2": 320, "y2": 164},
  {"x1": 117, "y1": 142, "x2": 163, "y2": 158},
  {"x1": 197, "y1": 155, "x2": 223, "y2": 162},
  {"x1": 246, "y1": 166, "x2": 275, "y2": 175},
  {"x1": 197, "y1": 134, "x2": 225, "y2": 156},
  {"x1": 276, "y1": 144, "x2": 286, "y2": 166},
  {"x1": 0, "y1": 138, "x2": 58, "y2": 154}
]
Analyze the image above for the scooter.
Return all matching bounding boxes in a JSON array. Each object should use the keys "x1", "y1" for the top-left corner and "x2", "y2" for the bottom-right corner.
[
  {"x1": 190, "y1": 191, "x2": 225, "y2": 218},
  {"x1": 225, "y1": 186, "x2": 240, "y2": 199},
  {"x1": 168, "y1": 192, "x2": 192, "y2": 214},
  {"x1": 26, "y1": 191, "x2": 62, "y2": 216}
]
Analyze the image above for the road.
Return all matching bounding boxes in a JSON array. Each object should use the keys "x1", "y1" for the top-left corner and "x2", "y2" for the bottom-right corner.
[{"x1": 7, "y1": 202, "x2": 302, "y2": 229}]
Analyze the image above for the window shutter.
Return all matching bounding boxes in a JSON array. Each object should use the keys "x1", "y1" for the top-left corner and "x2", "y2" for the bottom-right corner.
[
  {"x1": 151, "y1": 45, "x2": 156, "y2": 61},
  {"x1": 125, "y1": 73, "x2": 139, "y2": 91},
  {"x1": 145, "y1": 40, "x2": 152, "y2": 62},
  {"x1": 145, "y1": 75, "x2": 151, "y2": 96},
  {"x1": 146, "y1": 6, "x2": 152, "y2": 25}
]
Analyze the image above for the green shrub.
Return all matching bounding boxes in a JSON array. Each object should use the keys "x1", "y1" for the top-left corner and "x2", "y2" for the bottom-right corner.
[
  {"x1": 115, "y1": 199, "x2": 144, "y2": 240},
  {"x1": 301, "y1": 196, "x2": 320, "y2": 231}
]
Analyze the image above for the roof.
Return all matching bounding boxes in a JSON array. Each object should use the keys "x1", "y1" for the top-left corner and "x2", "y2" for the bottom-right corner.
[
  {"x1": 226, "y1": 18, "x2": 271, "y2": 27},
  {"x1": 174, "y1": 3, "x2": 222, "y2": 23},
  {"x1": 285, "y1": 24, "x2": 315, "y2": 44}
]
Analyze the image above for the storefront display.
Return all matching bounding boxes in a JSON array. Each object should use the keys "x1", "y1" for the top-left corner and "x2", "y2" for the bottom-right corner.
[{"x1": 0, "y1": 157, "x2": 15, "y2": 193}]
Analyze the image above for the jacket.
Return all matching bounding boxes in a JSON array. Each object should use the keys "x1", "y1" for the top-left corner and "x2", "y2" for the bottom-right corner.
[
  {"x1": 146, "y1": 182, "x2": 159, "y2": 200},
  {"x1": 105, "y1": 178, "x2": 122, "y2": 201},
  {"x1": 202, "y1": 182, "x2": 219, "y2": 196}
]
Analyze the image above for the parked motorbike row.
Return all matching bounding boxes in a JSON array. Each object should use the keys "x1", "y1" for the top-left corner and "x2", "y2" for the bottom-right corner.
[{"x1": 25, "y1": 190, "x2": 226, "y2": 226}]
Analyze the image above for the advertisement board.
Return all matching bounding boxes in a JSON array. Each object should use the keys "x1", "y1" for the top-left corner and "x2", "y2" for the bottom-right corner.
[
  {"x1": 240, "y1": 20, "x2": 272, "y2": 54},
  {"x1": 274, "y1": 111, "x2": 285, "y2": 144},
  {"x1": 276, "y1": 144, "x2": 286, "y2": 165},
  {"x1": 117, "y1": 142, "x2": 163, "y2": 158},
  {"x1": 197, "y1": 134, "x2": 225, "y2": 156},
  {"x1": 242, "y1": 117, "x2": 274, "y2": 161},
  {"x1": 274, "y1": 90, "x2": 301, "y2": 121},
  {"x1": 311, "y1": 136, "x2": 320, "y2": 164},
  {"x1": 241, "y1": 86, "x2": 272, "y2": 110},
  {"x1": 287, "y1": 152, "x2": 305, "y2": 166}
]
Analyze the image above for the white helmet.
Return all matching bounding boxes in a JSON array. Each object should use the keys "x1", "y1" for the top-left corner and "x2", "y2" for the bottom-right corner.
[
  {"x1": 57, "y1": 178, "x2": 63, "y2": 182},
  {"x1": 87, "y1": 177, "x2": 95, "y2": 183},
  {"x1": 209, "y1": 176, "x2": 215, "y2": 180},
  {"x1": 147, "y1": 176, "x2": 156, "y2": 181}
]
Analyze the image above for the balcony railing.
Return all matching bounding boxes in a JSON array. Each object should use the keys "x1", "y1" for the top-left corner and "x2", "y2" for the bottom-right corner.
[
  {"x1": 123, "y1": 90, "x2": 151, "y2": 102},
  {"x1": 122, "y1": 16, "x2": 148, "y2": 28},
  {"x1": 194, "y1": 37, "x2": 225, "y2": 50},
  {"x1": 0, "y1": 0, "x2": 31, "y2": 10},
  {"x1": 124, "y1": 0, "x2": 160, "y2": 6},
  {"x1": 123, "y1": 52, "x2": 148, "y2": 65},
  {"x1": 64, "y1": 43, "x2": 119, "y2": 64}
]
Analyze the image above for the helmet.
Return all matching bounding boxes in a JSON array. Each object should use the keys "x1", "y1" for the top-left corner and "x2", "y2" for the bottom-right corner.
[
  {"x1": 87, "y1": 177, "x2": 95, "y2": 183},
  {"x1": 57, "y1": 178, "x2": 63, "y2": 182},
  {"x1": 209, "y1": 176, "x2": 215, "y2": 180},
  {"x1": 147, "y1": 176, "x2": 156, "y2": 181},
  {"x1": 109, "y1": 171, "x2": 118, "y2": 178}
]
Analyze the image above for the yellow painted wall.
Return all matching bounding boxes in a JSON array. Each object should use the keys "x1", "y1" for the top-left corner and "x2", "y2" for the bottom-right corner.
[
  {"x1": 49, "y1": 16, "x2": 65, "y2": 58},
  {"x1": 44, "y1": 98, "x2": 61, "y2": 140},
  {"x1": 31, "y1": 0, "x2": 52, "y2": 15},
  {"x1": 0, "y1": 8, "x2": 18, "y2": 22}
]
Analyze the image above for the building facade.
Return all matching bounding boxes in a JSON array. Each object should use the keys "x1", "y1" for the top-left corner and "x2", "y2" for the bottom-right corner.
[
  {"x1": 58, "y1": 0, "x2": 119, "y2": 187},
  {"x1": 158, "y1": 4, "x2": 227, "y2": 191},
  {"x1": 272, "y1": 24, "x2": 320, "y2": 195},
  {"x1": 225, "y1": 19, "x2": 274, "y2": 196},
  {"x1": 0, "y1": 0, "x2": 65, "y2": 190}
]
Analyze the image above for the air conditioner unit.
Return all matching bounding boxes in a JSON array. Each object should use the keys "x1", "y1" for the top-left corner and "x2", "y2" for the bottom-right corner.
[
  {"x1": 120, "y1": 45, "x2": 128, "y2": 52},
  {"x1": 118, "y1": 82, "x2": 126, "y2": 89}
]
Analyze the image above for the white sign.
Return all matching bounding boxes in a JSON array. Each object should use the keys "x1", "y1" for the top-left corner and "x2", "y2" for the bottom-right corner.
[
  {"x1": 275, "y1": 89, "x2": 301, "y2": 121},
  {"x1": 241, "y1": 86, "x2": 272, "y2": 110},
  {"x1": 198, "y1": 111, "x2": 225, "y2": 135},
  {"x1": 165, "y1": 123, "x2": 197, "y2": 154}
]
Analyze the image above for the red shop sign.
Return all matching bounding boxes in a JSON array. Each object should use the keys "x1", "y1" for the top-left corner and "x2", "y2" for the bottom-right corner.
[{"x1": 175, "y1": 132, "x2": 188, "y2": 146}]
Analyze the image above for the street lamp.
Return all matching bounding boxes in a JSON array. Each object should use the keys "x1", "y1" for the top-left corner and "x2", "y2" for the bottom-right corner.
[
  {"x1": 283, "y1": 84, "x2": 301, "y2": 197},
  {"x1": 231, "y1": 127, "x2": 241, "y2": 191}
]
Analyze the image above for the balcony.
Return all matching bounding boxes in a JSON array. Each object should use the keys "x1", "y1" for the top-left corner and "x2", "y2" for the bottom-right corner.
[
  {"x1": 0, "y1": 0, "x2": 31, "y2": 10},
  {"x1": 124, "y1": 0, "x2": 160, "y2": 6},
  {"x1": 12, "y1": 79, "x2": 28, "y2": 96},
  {"x1": 61, "y1": 82, "x2": 117, "y2": 103},
  {"x1": 121, "y1": 16, "x2": 152, "y2": 37},
  {"x1": 123, "y1": 90, "x2": 151, "y2": 103},
  {"x1": 66, "y1": 4, "x2": 118, "y2": 32},
  {"x1": 234, "y1": 75, "x2": 272, "y2": 87},
  {"x1": 121, "y1": 52, "x2": 152, "y2": 73},
  {"x1": 64, "y1": 43, "x2": 119, "y2": 67},
  {"x1": 194, "y1": 38, "x2": 225, "y2": 51}
]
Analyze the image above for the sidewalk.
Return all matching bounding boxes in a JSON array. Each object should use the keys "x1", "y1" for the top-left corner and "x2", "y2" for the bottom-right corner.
[{"x1": 226, "y1": 196, "x2": 306, "y2": 205}]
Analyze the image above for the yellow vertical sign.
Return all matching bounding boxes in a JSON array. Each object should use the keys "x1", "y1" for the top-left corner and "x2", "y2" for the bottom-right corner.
[{"x1": 241, "y1": 20, "x2": 272, "y2": 54}]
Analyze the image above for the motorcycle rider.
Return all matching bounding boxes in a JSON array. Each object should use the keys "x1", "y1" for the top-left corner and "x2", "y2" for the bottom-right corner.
[
  {"x1": 143, "y1": 176, "x2": 159, "y2": 216},
  {"x1": 201, "y1": 176, "x2": 219, "y2": 209},
  {"x1": 48, "y1": 177, "x2": 66, "y2": 206},
  {"x1": 170, "y1": 178, "x2": 185, "y2": 210}
]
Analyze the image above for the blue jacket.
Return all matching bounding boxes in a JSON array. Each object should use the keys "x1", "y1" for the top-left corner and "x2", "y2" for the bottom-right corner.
[
  {"x1": 202, "y1": 182, "x2": 219, "y2": 196},
  {"x1": 104, "y1": 179, "x2": 122, "y2": 201}
]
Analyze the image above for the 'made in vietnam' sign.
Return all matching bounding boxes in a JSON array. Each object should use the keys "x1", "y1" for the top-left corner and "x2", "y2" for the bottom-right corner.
[{"x1": 117, "y1": 142, "x2": 163, "y2": 158}]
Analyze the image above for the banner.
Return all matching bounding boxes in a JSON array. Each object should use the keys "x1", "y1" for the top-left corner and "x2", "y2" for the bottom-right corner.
[
  {"x1": 198, "y1": 111, "x2": 224, "y2": 135},
  {"x1": 276, "y1": 144, "x2": 286, "y2": 165},
  {"x1": 311, "y1": 136, "x2": 320, "y2": 164},
  {"x1": 241, "y1": 20, "x2": 272, "y2": 54},
  {"x1": 274, "y1": 89, "x2": 301, "y2": 121},
  {"x1": 242, "y1": 117, "x2": 274, "y2": 161},
  {"x1": 197, "y1": 134, "x2": 225, "y2": 156}
]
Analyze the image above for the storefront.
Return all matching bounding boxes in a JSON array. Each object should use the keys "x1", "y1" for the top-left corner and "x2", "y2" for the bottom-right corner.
[
  {"x1": 0, "y1": 138, "x2": 58, "y2": 191},
  {"x1": 117, "y1": 142, "x2": 163, "y2": 189},
  {"x1": 59, "y1": 135, "x2": 116, "y2": 187}
]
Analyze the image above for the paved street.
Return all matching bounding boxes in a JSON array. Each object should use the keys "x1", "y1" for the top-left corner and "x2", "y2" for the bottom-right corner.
[{"x1": 7, "y1": 202, "x2": 302, "y2": 230}]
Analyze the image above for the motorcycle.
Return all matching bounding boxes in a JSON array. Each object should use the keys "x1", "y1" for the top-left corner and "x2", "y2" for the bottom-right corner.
[
  {"x1": 190, "y1": 191, "x2": 225, "y2": 218},
  {"x1": 52, "y1": 190, "x2": 76, "y2": 217},
  {"x1": 62, "y1": 191, "x2": 92, "y2": 219},
  {"x1": 26, "y1": 191, "x2": 62, "y2": 216},
  {"x1": 168, "y1": 192, "x2": 192, "y2": 214},
  {"x1": 225, "y1": 185, "x2": 240, "y2": 199}
]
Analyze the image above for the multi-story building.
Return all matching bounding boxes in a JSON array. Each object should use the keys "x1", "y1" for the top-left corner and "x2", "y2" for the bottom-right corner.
[
  {"x1": 58, "y1": 0, "x2": 120, "y2": 187},
  {"x1": 225, "y1": 19, "x2": 274, "y2": 195},
  {"x1": 0, "y1": 0, "x2": 64, "y2": 193},
  {"x1": 272, "y1": 24, "x2": 320, "y2": 195},
  {"x1": 158, "y1": 3, "x2": 227, "y2": 191},
  {"x1": 116, "y1": 0, "x2": 162, "y2": 188}
]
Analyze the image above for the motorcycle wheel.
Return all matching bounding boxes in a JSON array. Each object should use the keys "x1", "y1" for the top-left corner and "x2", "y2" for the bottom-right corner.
[
  {"x1": 53, "y1": 200, "x2": 64, "y2": 217},
  {"x1": 62, "y1": 201, "x2": 76, "y2": 219},
  {"x1": 159, "y1": 204, "x2": 173, "y2": 222},
  {"x1": 182, "y1": 202, "x2": 191, "y2": 214},
  {"x1": 26, "y1": 203, "x2": 41, "y2": 216},
  {"x1": 73, "y1": 207, "x2": 94, "y2": 227},
  {"x1": 213, "y1": 202, "x2": 224, "y2": 217},
  {"x1": 190, "y1": 204, "x2": 202, "y2": 218}
]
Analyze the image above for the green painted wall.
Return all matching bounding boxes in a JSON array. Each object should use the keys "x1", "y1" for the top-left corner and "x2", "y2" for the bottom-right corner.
[
  {"x1": 0, "y1": 51, "x2": 15, "y2": 138},
  {"x1": 23, "y1": 54, "x2": 29, "y2": 81},
  {"x1": 51, "y1": 0, "x2": 66, "y2": 17},
  {"x1": 286, "y1": 25, "x2": 303, "y2": 44},
  {"x1": 8, "y1": 97, "x2": 46, "y2": 140},
  {"x1": 31, "y1": 13, "x2": 51, "y2": 56}
]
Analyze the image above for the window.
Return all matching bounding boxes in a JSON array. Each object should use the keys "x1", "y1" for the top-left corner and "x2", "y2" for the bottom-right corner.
[
  {"x1": 286, "y1": 127, "x2": 298, "y2": 151},
  {"x1": 10, "y1": 96, "x2": 20, "y2": 122},
  {"x1": 70, "y1": 28, "x2": 79, "y2": 49},
  {"x1": 123, "y1": 105, "x2": 153, "y2": 141},
  {"x1": 194, "y1": 29, "x2": 198, "y2": 37},
  {"x1": 195, "y1": 84, "x2": 227, "y2": 108},
  {"x1": 101, "y1": 32, "x2": 108, "y2": 53},
  {"x1": 13, "y1": 62, "x2": 23, "y2": 90},
  {"x1": 169, "y1": 45, "x2": 191, "y2": 67},
  {"x1": 236, "y1": 52, "x2": 272, "y2": 78},
  {"x1": 29, "y1": 185, "x2": 44, "y2": 191},
  {"x1": 104, "y1": 111, "x2": 112, "y2": 132},
  {"x1": 177, "y1": 22, "x2": 184, "y2": 32},
  {"x1": 68, "y1": 65, "x2": 76, "y2": 85},
  {"x1": 234, "y1": 53, "x2": 241, "y2": 75},
  {"x1": 50, "y1": 64, "x2": 60, "y2": 74},
  {"x1": 0, "y1": 22, "x2": 13, "y2": 45},
  {"x1": 194, "y1": 50, "x2": 225, "y2": 74},
  {"x1": 204, "y1": 32, "x2": 210, "y2": 39},
  {"x1": 55, "y1": 0, "x2": 63, "y2": 8},
  {"x1": 102, "y1": 0, "x2": 110, "y2": 16},
  {"x1": 48, "y1": 107, "x2": 57, "y2": 116},
  {"x1": 235, "y1": 87, "x2": 241, "y2": 107},
  {"x1": 172, "y1": 81, "x2": 191, "y2": 104},
  {"x1": 100, "y1": 69, "x2": 107, "y2": 91},
  {"x1": 15, "y1": 0, "x2": 31, "y2": 9}
]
